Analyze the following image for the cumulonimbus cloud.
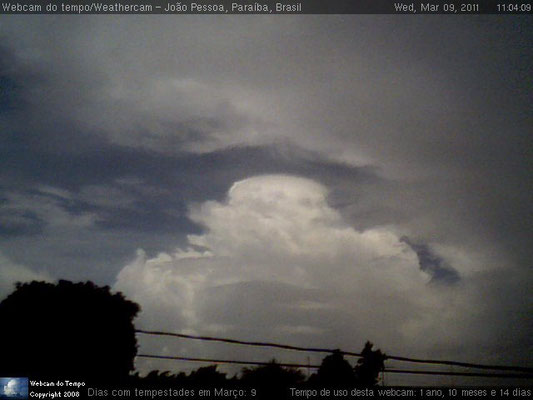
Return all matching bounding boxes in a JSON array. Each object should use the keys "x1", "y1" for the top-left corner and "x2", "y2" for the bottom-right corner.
[{"x1": 114, "y1": 175, "x2": 514, "y2": 380}]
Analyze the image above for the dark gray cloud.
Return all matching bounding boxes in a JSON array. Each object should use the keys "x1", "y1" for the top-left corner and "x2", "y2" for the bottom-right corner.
[
  {"x1": 400, "y1": 236, "x2": 460, "y2": 285},
  {"x1": 0, "y1": 136, "x2": 379, "y2": 283}
]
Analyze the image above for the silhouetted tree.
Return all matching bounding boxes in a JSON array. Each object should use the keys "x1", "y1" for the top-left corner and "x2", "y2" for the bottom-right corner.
[
  {"x1": 136, "y1": 366, "x2": 234, "y2": 388},
  {"x1": 187, "y1": 365, "x2": 229, "y2": 387},
  {"x1": 354, "y1": 341, "x2": 386, "y2": 386},
  {"x1": 0, "y1": 280, "x2": 140, "y2": 382},
  {"x1": 311, "y1": 350, "x2": 355, "y2": 386},
  {"x1": 241, "y1": 360, "x2": 305, "y2": 399}
]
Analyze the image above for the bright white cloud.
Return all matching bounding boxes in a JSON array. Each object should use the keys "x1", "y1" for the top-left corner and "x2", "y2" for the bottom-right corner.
[
  {"x1": 115, "y1": 175, "x2": 502, "y2": 380},
  {"x1": 4, "y1": 379, "x2": 17, "y2": 395}
]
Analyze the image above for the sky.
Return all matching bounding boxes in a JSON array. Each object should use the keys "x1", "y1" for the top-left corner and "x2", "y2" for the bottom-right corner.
[{"x1": 0, "y1": 15, "x2": 531, "y2": 385}]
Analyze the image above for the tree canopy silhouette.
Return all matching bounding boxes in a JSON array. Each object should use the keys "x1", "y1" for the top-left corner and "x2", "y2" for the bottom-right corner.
[
  {"x1": 311, "y1": 350, "x2": 355, "y2": 386},
  {"x1": 135, "y1": 366, "x2": 232, "y2": 387},
  {"x1": 354, "y1": 341, "x2": 386, "y2": 386},
  {"x1": 308, "y1": 343, "x2": 386, "y2": 387},
  {"x1": 240, "y1": 359, "x2": 305, "y2": 399},
  {"x1": 0, "y1": 280, "x2": 140, "y2": 381}
]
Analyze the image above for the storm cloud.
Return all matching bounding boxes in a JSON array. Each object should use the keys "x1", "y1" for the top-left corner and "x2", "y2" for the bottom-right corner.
[{"x1": 0, "y1": 15, "x2": 531, "y2": 383}]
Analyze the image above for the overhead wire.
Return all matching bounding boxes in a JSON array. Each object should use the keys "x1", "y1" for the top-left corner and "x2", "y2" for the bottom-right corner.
[
  {"x1": 135, "y1": 329, "x2": 533, "y2": 374},
  {"x1": 136, "y1": 354, "x2": 533, "y2": 379}
]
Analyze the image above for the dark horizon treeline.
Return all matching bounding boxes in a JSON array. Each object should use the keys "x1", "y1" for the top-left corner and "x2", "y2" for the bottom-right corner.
[
  {"x1": 131, "y1": 347, "x2": 384, "y2": 398},
  {"x1": 135, "y1": 343, "x2": 385, "y2": 387},
  {"x1": 0, "y1": 280, "x2": 384, "y2": 398}
]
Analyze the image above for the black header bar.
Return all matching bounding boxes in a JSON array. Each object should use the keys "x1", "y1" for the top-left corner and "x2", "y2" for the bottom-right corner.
[{"x1": 1, "y1": 0, "x2": 532, "y2": 14}]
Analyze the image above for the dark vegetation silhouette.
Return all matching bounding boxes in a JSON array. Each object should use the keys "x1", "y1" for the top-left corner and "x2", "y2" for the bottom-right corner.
[
  {"x1": 311, "y1": 350, "x2": 355, "y2": 386},
  {"x1": 307, "y1": 343, "x2": 385, "y2": 388},
  {"x1": 134, "y1": 365, "x2": 236, "y2": 387},
  {"x1": 354, "y1": 341, "x2": 386, "y2": 386},
  {"x1": 0, "y1": 280, "x2": 386, "y2": 397},
  {"x1": 132, "y1": 349, "x2": 385, "y2": 400},
  {"x1": 0, "y1": 280, "x2": 140, "y2": 382},
  {"x1": 240, "y1": 359, "x2": 305, "y2": 399}
]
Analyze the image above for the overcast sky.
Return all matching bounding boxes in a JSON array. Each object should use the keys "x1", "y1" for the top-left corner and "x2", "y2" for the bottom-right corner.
[{"x1": 0, "y1": 15, "x2": 531, "y2": 384}]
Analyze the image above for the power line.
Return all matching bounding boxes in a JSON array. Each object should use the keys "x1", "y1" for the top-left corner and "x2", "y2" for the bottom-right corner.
[
  {"x1": 135, "y1": 329, "x2": 362, "y2": 357},
  {"x1": 135, "y1": 329, "x2": 533, "y2": 373},
  {"x1": 384, "y1": 354, "x2": 533, "y2": 373},
  {"x1": 136, "y1": 354, "x2": 533, "y2": 379},
  {"x1": 384, "y1": 369, "x2": 533, "y2": 379},
  {"x1": 138, "y1": 354, "x2": 319, "y2": 368}
]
